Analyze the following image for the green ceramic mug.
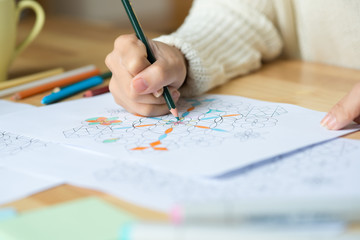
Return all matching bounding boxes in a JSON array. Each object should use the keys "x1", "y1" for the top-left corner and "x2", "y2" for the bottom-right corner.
[{"x1": 0, "y1": 0, "x2": 45, "y2": 82}]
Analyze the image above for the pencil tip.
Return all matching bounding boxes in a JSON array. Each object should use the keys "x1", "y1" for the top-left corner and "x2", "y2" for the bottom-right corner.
[{"x1": 170, "y1": 108, "x2": 179, "y2": 120}]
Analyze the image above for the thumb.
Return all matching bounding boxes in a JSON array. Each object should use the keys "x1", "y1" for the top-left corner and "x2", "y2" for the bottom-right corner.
[
  {"x1": 131, "y1": 59, "x2": 181, "y2": 95},
  {"x1": 321, "y1": 83, "x2": 360, "y2": 130}
]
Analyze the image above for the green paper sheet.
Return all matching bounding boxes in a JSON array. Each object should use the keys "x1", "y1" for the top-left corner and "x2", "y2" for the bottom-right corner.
[{"x1": 0, "y1": 197, "x2": 136, "y2": 240}]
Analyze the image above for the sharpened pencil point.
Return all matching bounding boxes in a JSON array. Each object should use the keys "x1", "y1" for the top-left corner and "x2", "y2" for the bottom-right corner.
[{"x1": 170, "y1": 108, "x2": 179, "y2": 120}]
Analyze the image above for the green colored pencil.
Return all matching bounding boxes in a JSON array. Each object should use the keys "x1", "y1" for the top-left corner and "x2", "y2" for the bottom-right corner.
[{"x1": 121, "y1": 0, "x2": 180, "y2": 120}]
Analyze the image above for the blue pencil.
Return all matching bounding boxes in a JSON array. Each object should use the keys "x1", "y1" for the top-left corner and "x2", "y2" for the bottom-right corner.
[{"x1": 41, "y1": 72, "x2": 112, "y2": 105}]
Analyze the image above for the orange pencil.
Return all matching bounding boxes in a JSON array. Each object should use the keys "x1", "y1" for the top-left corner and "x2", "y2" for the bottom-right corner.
[{"x1": 12, "y1": 67, "x2": 101, "y2": 100}]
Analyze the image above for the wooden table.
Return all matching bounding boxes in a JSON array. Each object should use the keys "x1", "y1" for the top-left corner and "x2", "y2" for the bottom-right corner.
[{"x1": 2, "y1": 16, "x2": 360, "y2": 229}]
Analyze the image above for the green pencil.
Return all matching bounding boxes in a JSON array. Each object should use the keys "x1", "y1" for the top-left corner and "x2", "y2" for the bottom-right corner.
[{"x1": 121, "y1": 0, "x2": 180, "y2": 121}]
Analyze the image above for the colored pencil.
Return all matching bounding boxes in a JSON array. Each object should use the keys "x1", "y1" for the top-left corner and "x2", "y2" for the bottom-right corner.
[
  {"x1": 42, "y1": 72, "x2": 112, "y2": 104},
  {"x1": 0, "y1": 65, "x2": 97, "y2": 98},
  {"x1": 83, "y1": 85, "x2": 109, "y2": 97},
  {"x1": 121, "y1": 0, "x2": 179, "y2": 120},
  {"x1": 12, "y1": 65, "x2": 100, "y2": 100},
  {"x1": 0, "y1": 68, "x2": 64, "y2": 91}
]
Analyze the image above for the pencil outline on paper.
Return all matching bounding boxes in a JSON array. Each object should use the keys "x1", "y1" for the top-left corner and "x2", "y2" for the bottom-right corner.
[
  {"x1": 0, "y1": 131, "x2": 47, "y2": 156},
  {"x1": 63, "y1": 97, "x2": 288, "y2": 152},
  {"x1": 92, "y1": 139, "x2": 360, "y2": 203}
]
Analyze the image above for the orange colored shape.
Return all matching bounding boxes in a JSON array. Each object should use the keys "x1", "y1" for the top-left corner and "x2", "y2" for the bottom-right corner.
[
  {"x1": 86, "y1": 117, "x2": 107, "y2": 123},
  {"x1": 134, "y1": 114, "x2": 145, "y2": 117},
  {"x1": 136, "y1": 124, "x2": 155, "y2": 128},
  {"x1": 153, "y1": 147, "x2": 168, "y2": 151},
  {"x1": 87, "y1": 117, "x2": 122, "y2": 126},
  {"x1": 187, "y1": 106, "x2": 195, "y2": 112},
  {"x1": 195, "y1": 125, "x2": 211, "y2": 129},
  {"x1": 150, "y1": 140, "x2": 161, "y2": 147},
  {"x1": 103, "y1": 121, "x2": 121, "y2": 125},
  {"x1": 131, "y1": 147, "x2": 149, "y2": 151},
  {"x1": 222, "y1": 114, "x2": 240, "y2": 117},
  {"x1": 165, "y1": 128, "x2": 173, "y2": 134},
  {"x1": 110, "y1": 120, "x2": 122, "y2": 124}
]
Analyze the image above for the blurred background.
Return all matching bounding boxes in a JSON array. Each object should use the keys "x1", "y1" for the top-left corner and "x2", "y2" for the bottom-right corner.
[
  {"x1": 9, "y1": 0, "x2": 193, "y2": 78},
  {"x1": 35, "y1": 0, "x2": 193, "y2": 33}
]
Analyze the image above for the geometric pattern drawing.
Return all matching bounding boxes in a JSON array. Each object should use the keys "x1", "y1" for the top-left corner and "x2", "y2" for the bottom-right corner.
[
  {"x1": 91, "y1": 139, "x2": 360, "y2": 206},
  {"x1": 63, "y1": 96, "x2": 288, "y2": 152},
  {"x1": 0, "y1": 131, "x2": 47, "y2": 156}
]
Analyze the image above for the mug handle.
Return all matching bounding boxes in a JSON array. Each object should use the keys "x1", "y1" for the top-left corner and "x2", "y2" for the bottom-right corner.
[{"x1": 12, "y1": 0, "x2": 45, "y2": 61}]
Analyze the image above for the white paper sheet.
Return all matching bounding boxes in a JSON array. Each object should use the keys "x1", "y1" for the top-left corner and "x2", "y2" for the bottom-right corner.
[
  {"x1": 0, "y1": 130, "x2": 114, "y2": 205},
  {"x1": 3, "y1": 136, "x2": 360, "y2": 212},
  {"x1": 76, "y1": 138, "x2": 360, "y2": 211},
  {"x1": 0, "y1": 167, "x2": 62, "y2": 205},
  {"x1": 0, "y1": 94, "x2": 358, "y2": 177},
  {"x1": 0, "y1": 101, "x2": 62, "y2": 205},
  {"x1": 0, "y1": 100, "x2": 35, "y2": 115}
]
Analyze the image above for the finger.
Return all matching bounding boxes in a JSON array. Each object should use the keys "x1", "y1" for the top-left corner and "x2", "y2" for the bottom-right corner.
[
  {"x1": 110, "y1": 73, "x2": 180, "y2": 107},
  {"x1": 124, "y1": 101, "x2": 173, "y2": 117},
  {"x1": 113, "y1": 35, "x2": 151, "y2": 77},
  {"x1": 134, "y1": 89, "x2": 180, "y2": 105},
  {"x1": 109, "y1": 77, "x2": 135, "y2": 114},
  {"x1": 132, "y1": 60, "x2": 182, "y2": 95},
  {"x1": 111, "y1": 84, "x2": 179, "y2": 117},
  {"x1": 320, "y1": 113, "x2": 331, "y2": 126},
  {"x1": 354, "y1": 115, "x2": 360, "y2": 124},
  {"x1": 323, "y1": 84, "x2": 360, "y2": 130},
  {"x1": 153, "y1": 88, "x2": 164, "y2": 98},
  {"x1": 153, "y1": 86, "x2": 179, "y2": 98}
]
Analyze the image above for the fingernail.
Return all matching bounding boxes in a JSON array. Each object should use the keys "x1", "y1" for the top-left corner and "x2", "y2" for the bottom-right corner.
[
  {"x1": 153, "y1": 89, "x2": 163, "y2": 98},
  {"x1": 321, "y1": 114, "x2": 330, "y2": 126},
  {"x1": 326, "y1": 115, "x2": 337, "y2": 130},
  {"x1": 133, "y1": 78, "x2": 148, "y2": 93}
]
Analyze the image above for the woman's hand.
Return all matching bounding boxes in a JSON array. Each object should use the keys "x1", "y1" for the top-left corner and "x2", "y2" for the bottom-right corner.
[
  {"x1": 105, "y1": 34, "x2": 187, "y2": 116},
  {"x1": 321, "y1": 82, "x2": 360, "y2": 130}
]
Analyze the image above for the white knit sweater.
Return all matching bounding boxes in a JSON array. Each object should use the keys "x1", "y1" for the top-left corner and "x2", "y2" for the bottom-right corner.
[{"x1": 155, "y1": 0, "x2": 360, "y2": 97}]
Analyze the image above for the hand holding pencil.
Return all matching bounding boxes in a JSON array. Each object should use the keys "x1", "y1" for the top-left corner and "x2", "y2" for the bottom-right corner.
[{"x1": 105, "y1": 1, "x2": 187, "y2": 117}]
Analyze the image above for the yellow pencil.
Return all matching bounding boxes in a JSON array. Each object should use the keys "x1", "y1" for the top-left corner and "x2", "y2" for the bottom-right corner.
[{"x1": 0, "y1": 68, "x2": 64, "y2": 90}]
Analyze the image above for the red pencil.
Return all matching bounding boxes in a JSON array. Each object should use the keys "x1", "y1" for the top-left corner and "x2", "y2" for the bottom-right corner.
[{"x1": 83, "y1": 85, "x2": 109, "y2": 97}]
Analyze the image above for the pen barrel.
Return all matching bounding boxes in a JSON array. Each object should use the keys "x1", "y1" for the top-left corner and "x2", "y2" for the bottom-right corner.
[
  {"x1": 163, "y1": 87, "x2": 176, "y2": 110},
  {"x1": 121, "y1": 0, "x2": 177, "y2": 116},
  {"x1": 121, "y1": 0, "x2": 156, "y2": 63}
]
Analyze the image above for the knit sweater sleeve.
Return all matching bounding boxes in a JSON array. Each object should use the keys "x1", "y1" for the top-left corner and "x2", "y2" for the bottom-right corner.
[{"x1": 154, "y1": 0, "x2": 283, "y2": 97}]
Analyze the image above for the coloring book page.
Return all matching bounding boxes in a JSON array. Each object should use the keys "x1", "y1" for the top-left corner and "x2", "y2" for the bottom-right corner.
[{"x1": 0, "y1": 93, "x2": 357, "y2": 176}]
